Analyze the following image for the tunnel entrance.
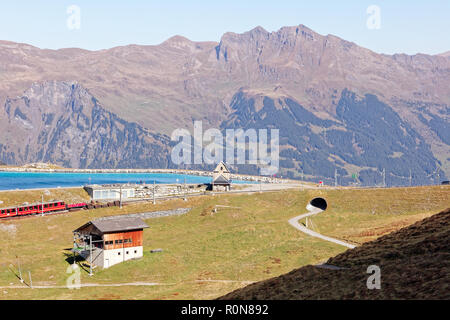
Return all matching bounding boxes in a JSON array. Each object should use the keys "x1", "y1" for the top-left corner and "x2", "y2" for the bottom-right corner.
[{"x1": 309, "y1": 197, "x2": 327, "y2": 211}]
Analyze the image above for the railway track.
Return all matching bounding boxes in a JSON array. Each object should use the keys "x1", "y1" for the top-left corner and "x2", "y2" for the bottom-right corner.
[
  {"x1": 0, "y1": 184, "x2": 301, "y2": 222},
  {"x1": 0, "y1": 210, "x2": 71, "y2": 221}
]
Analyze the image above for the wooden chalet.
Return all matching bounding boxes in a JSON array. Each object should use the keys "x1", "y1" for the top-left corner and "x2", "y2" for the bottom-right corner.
[{"x1": 73, "y1": 216, "x2": 149, "y2": 269}]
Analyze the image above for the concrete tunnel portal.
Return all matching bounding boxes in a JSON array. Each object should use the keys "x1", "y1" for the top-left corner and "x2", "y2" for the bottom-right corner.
[{"x1": 309, "y1": 197, "x2": 327, "y2": 211}]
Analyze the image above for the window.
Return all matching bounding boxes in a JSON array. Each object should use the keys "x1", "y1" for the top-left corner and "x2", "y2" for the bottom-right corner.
[
  {"x1": 118, "y1": 252, "x2": 121, "y2": 255},
  {"x1": 126, "y1": 251, "x2": 129, "y2": 255},
  {"x1": 134, "y1": 250, "x2": 137, "y2": 254}
]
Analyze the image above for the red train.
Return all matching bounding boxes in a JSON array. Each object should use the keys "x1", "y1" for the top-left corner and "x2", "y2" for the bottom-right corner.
[{"x1": 0, "y1": 201, "x2": 87, "y2": 219}]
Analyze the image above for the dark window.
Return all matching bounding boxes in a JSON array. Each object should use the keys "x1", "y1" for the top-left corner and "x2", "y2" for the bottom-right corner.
[
  {"x1": 118, "y1": 252, "x2": 121, "y2": 255},
  {"x1": 134, "y1": 250, "x2": 137, "y2": 254},
  {"x1": 126, "y1": 251, "x2": 129, "y2": 254}
]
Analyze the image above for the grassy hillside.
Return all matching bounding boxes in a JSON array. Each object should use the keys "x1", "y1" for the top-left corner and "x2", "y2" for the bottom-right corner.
[
  {"x1": 0, "y1": 185, "x2": 448, "y2": 299},
  {"x1": 0, "y1": 188, "x2": 90, "y2": 208},
  {"x1": 221, "y1": 208, "x2": 450, "y2": 299}
]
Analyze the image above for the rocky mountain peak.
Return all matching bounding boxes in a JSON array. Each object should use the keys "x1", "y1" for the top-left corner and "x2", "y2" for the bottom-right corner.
[{"x1": 0, "y1": 24, "x2": 448, "y2": 181}]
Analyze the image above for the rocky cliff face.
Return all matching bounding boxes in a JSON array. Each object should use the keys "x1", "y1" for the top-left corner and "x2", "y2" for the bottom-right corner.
[{"x1": 0, "y1": 81, "x2": 171, "y2": 168}]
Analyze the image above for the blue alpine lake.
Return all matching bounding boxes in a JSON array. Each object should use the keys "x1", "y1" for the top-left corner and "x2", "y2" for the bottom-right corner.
[{"x1": 0, "y1": 172, "x2": 252, "y2": 191}]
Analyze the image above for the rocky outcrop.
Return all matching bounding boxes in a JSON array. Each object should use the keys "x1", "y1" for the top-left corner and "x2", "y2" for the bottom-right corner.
[{"x1": 0, "y1": 81, "x2": 171, "y2": 168}]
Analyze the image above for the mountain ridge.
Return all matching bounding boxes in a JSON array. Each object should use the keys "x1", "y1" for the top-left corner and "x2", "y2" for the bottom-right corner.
[{"x1": 0, "y1": 24, "x2": 449, "y2": 183}]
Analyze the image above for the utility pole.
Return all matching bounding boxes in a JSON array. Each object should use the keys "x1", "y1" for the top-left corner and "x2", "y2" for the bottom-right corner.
[
  {"x1": 17, "y1": 256, "x2": 23, "y2": 283},
  {"x1": 153, "y1": 180, "x2": 156, "y2": 205},
  {"x1": 41, "y1": 194, "x2": 44, "y2": 216},
  {"x1": 89, "y1": 235, "x2": 93, "y2": 276},
  {"x1": 334, "y1": 168, "x2": 338, "y2": 187},
  {"x1": 382, "y1": 168, "x2": 386, "y2": 188},
  {"x1": 409, "y1": 169, "x2": 412, "y2": 187},
  {"x1": 119, "y1": 185, "x2": 123, "y2": 209},
  {"x1": 183, "y1": 177, "x2": 187, "y2": 201}
]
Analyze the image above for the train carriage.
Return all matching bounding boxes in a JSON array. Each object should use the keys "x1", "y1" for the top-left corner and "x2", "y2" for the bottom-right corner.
[
  {"x1": 0, "y1": 200, "x2": 67, "y2": 219},
  {"x1": 0, "y1": 206, "x2": 18, "y2": 218}
]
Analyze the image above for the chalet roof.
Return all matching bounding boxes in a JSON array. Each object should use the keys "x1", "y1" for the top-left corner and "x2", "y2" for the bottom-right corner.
[
  {"x1": 213, "y1": 161, "x2": 230, "y2": 173},
  {"x1": 74, "y1": 216, "x2": 149, "y2": 234},
  {"x1": 213, "y1": 174, "x2": 231, "y2": 185}
]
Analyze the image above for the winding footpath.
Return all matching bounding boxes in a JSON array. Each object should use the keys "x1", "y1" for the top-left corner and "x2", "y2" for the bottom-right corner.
[{"x1": 288, "y1": 204, "x2": 356, "y2": 249}]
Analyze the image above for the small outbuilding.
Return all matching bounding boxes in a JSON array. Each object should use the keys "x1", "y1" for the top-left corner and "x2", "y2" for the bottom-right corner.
[
  {"x1": 84, "y1": 184, "x2": 136, "y2": 201},
  {"x1": 73, "y1": 216, "x2": 149, "y2": 269},
  {"x1": 211, "y1": 161, "x2": 232, "y2": 191}
]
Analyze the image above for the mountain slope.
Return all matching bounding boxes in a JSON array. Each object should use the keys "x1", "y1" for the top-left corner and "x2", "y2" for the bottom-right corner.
[
  {"x1": 0, "y1": 25, "x2": 448, "y2": 181},
  {"x1": 222, "y1": 89, "x2": 440, "y2": 185},
  {"x1": 219, "y1": 208, "x2": 450, "y2": 300},
  {"x1": 0, "y1": 81, "x2": 171, "y2": 168},
  {"x1": 1, "y1": 25, "x2": 449, "y2": 132}
]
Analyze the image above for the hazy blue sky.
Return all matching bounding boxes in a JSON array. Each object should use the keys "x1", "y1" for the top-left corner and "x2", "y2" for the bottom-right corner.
[{"x1": 0, "y1": 1, "x2": 449, "y2": 55}]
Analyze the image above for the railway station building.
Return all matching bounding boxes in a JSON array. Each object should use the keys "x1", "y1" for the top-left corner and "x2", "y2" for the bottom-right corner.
[{"x1": 211, "y1": 161, "x2": 232, "y2": 191}]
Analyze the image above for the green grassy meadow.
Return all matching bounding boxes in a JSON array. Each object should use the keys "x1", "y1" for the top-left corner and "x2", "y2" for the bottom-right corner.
[{"x1": 0, "y1": 185, "x2": 448, "y2": 299}]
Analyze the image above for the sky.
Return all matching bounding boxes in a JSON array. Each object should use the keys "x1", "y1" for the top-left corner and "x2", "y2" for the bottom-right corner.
[{"x1": 0, "y1": 0, "x2": 449, "y2": 55}]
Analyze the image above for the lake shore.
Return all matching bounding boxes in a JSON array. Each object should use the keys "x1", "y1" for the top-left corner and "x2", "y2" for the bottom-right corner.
[{"x1": 0, "y1": 166, "x2": 292, "y2": 183}]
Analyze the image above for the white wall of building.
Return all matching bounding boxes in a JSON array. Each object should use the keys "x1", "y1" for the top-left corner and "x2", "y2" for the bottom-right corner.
[
  {"x1": 103, "y1": 246, "x2": 143, "y2": 268},
  {"x1": 81, "y1": 246, "x2": 143, "y2": 268},
  {"x1": 92, "y1": 188, "x2": 135, "y2": 200}
]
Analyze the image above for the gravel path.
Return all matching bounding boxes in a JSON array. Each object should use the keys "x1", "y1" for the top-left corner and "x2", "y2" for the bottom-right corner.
[{"x1": 288, "y1": 204, "x2": 356, "y2": 249}]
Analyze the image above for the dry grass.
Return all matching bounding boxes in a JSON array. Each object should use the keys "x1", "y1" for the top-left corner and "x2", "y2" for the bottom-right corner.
[
  {"x1": 0, "y1": 185, "x2": 448, "y2": 300},
  {"x1": 0, "y1": 188, "x2": 90, "y2": 208},
  {"x1": 221, "y1": 208, "x2": 450, "y2": 300}
]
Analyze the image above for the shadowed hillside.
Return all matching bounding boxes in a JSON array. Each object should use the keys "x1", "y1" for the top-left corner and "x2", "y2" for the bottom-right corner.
[{"x1": 220, "y1": 208, "x2": 450, "y2": 300}]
